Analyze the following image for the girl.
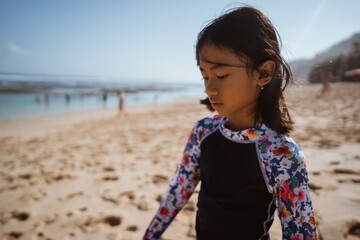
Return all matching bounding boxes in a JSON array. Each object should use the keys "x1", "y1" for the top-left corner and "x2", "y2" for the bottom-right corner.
[{"x1": 143, "y1": 6, "x2": 317, "y2": 240}]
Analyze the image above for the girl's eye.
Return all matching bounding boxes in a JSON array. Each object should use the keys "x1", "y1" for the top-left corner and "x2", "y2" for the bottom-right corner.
[
  {"x1": 202, "y1": 77, "x2": 209, "y2": 81},
  {"x1": 217, "y1": 74, "x2": 229, "y2": 80}
]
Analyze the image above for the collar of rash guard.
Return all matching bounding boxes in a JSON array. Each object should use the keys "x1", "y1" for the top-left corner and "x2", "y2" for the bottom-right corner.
[{"x1": 219, "y1": 117, "x2": 268, "y2": 142}]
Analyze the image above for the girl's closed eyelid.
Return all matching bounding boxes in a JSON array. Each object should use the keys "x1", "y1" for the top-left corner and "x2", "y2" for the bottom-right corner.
[
  {"x1": 217, "y1": 74, "x2": 229, "y2": 79},
  {"x1": 201, "y1": 74, "x2": 229, "y2": 81}
]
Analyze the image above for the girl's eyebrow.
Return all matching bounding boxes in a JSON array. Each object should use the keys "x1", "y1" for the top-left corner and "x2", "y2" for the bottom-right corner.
[{"x1": 199, "y1": 59, "x2": 247, "y2": 71}]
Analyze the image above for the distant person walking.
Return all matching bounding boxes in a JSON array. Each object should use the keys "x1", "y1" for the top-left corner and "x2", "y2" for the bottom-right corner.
[{"x1": 65, "y1": 93, "x2": 71, "y2": 103}]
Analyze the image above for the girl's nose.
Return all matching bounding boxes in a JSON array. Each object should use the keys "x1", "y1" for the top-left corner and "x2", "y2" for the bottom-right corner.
[{"x1": 205, "y1": 78, "x2": 219, "y2": 96}]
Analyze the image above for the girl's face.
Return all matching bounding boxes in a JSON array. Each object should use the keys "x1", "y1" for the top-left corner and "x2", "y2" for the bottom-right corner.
[{"x1": 199, "y1": 43, "x2": 260, "y2": 125}]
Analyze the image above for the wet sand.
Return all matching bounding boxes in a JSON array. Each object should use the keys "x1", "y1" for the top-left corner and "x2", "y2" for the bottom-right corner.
[{"x1": 0, "y1": 82, "x2": 359, "y2": 240}]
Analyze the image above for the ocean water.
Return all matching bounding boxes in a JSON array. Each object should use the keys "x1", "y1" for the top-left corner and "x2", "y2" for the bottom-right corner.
[{"x1": 0, "y1": 73, "x2": 206, "y2": 122}]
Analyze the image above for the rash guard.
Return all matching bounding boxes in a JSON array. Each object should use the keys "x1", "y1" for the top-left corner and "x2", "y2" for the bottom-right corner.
[{"x1": 143, "y1": 115, "x2": 317, "y2": 240}]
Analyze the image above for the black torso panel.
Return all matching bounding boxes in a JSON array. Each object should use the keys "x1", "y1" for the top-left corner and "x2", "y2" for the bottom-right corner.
[{"x1": 197, "y1": 129, "x2": 275, "y2": 240}]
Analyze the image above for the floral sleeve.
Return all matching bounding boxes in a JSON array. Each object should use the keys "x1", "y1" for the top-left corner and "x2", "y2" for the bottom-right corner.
[
  {"x1": 273, "y1": 144, "x2": 317, "y2": 240},
  {"x1": 143, "y1": 125, "x2": 201, "y2": 240}
]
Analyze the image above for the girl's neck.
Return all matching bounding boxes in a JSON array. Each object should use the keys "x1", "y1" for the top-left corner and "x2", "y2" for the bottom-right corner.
[
  {"x1": 226, "y1": 111, "x2": 258, "y2": 132},
  {"x1": 226, "y1": 119, "x2": 257, "y2": 132}
]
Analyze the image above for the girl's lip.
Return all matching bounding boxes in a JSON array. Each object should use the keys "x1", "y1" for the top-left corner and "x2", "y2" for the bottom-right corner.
[{"x1": 211, "y1": 103, "x2": 223, "y2": 109}]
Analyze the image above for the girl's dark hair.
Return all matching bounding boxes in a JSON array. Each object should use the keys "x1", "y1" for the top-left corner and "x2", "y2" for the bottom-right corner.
[{"x1": 196, "y1": 6, "x2": 294, "y2": 134}]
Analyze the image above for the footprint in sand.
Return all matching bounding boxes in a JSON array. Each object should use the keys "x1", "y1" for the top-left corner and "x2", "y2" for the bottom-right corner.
[
  {"x1": 320, "y1": 139, "x2": 341, "y2": 148},
  {"x1": 5, "y1": 175, "x2": 14, "y2": 183},
  {"x1": 183, "y1": 201, "x2": 196, "y2": 213},
  {"x1": 155, "y1": 194, "x2": 163, "y2": 203},
  {"x1": 101, "y1": 191, "x2": 135, "y2": 205},
  {"x1": 103, "y1": 166, "x2": 115, "y2": 172},
  {"x1": 19, "y1": 189, "x2": 47, "y2": 202},
  {"x1": 65, "y1": 191, "x2": 84, "y2": 200},
  {"x1": 44, "y1": 213, "x2": 59, "y2": 225},
  {"x1": 126, "y1": 146, "x2": 133, "y2": 153},
  {"x1": 334, "y1": 168, "x2": 360, "y2": 175},
  {"x1": 137, "y1": 201, "x2": 149, "y2": 211},
  {"x1": 79, "y1": 207, "x2": 87, "y2": 212},
  {"x1": 78, "y1": 215, "x2": 122, "y2": 232},
  {"x1": 12, "y1": 211, "x2": 30, "y2": 221},
  {"x1": 18, "y1": 173, "x2": 32, "y2": 180},
  {"x1": 101, "y1": 195, "x2": 120, "y2": 205},
  {"x1": 337, "y1": 178, "x2": 360, "y2": 184},
  {"x1": 102, "y1": 216, "x2": 122, "y2": 227},
  {"x1": 121, "y1": 191, "x2": 135, "y2": 201},
  {"x1": 7, "y1": 231, "x2": 22, "y2": 239},
  {"x1": 126, "y1": 225, "x2": 138, "y2": 232},
  {"x1": 344, "y1": 220, "x2": 360, "y2": 238},
  {"x1": 102, "y1": 176, "x2": 119, "y2": 181},
  {"x1": 187, "y1": 223, "x2": 196, "y2": 238},
  {"x1": 68, "y1": 232, "x2": 76, "y2": 237},
  {"x1": 9, "y1": 182, "x2": 25, "y2": 190},
  {"x1": 309, "y1": 183, "x2": 323, "y2": 192},
  {"x1": 152, "y1": 174, "x2": 168, "y2": 184},
  {"x1": 136, "y1": 197, "x2": 150, "y2": 211},
  {"x1": 45, "y1": 173, "x2": 74, "y2": 184}
]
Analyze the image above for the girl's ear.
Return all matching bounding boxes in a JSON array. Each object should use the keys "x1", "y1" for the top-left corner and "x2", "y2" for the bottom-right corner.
[{"x1": 255, "y1": 60, "x2": 276, "y2": 87}]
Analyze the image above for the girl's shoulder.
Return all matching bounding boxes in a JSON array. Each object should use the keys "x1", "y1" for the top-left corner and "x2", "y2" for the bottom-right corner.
[
  {"x1": 268, "y1": 131, "x2": 302, "y2": 156},
  {"x1": 191, "y1": 115, "x2": 224, "y2": 143},
  {"x1": 260, "y1": 127, "x2": 306, "y2": 170}
]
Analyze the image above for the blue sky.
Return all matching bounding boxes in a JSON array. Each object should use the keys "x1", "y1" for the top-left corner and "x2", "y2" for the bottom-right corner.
[{"x1": 0, "y1": 0, "x2": 359, "y2": 83}]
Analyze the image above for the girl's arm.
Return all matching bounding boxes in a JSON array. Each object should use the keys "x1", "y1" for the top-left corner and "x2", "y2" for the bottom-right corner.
[
  {"x1": 275, "y1": 149, "x2": 317, "y2": 240},
  {"x1": 143, "y1": 126, "x2": 201, "y2": 240}
]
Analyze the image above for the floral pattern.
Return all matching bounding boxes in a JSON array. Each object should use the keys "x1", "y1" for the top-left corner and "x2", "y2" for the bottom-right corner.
[{"x1": 143, "y1": 116, "x2": 317, "y2": 240}]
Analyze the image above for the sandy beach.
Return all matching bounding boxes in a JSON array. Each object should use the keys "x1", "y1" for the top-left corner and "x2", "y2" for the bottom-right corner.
[{"x1": 0, "y1": 82, "x2": 359, "y2": 240}]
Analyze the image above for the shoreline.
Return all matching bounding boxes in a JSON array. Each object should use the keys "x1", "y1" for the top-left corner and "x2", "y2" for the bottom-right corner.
[
  {"x1": 0, "y1": 80, "x2": 205, "y2": 123},
  {"x1": 0, "y1": 98, "x2": 201, "y2": 140}
]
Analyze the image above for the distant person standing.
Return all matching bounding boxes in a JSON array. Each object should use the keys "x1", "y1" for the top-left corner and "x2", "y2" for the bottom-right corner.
[
  {"x1": 102, "y1": 91, "x2": 108, "y2": 108},
  {"x1": 153, "y1": 94, "x2": 159, "y2": 105},
  {"x1": 44, "y1": 93, "x2": 49, "y2": 103},
  {"x1": 103, "y1": 92, "x2": 107, "y2": 101},
  {"x1": 65, "y1": 93, "x2": 71, "y2": 102},
  {"x1": 118, "y1": 91, "x2": 126, "y2": 115},
  {"x1": 44, "y1": 93, "x2": 49, "y2": 108},
  {"x1": 35, "y1": 95, "x2": 41, "y2": 103},
  {"x1": 65, "y1": 93, "x2": 71, "y2": 106},
  {"x1": 321, "y1": 69, "x2": 333, "y2": 97}
]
